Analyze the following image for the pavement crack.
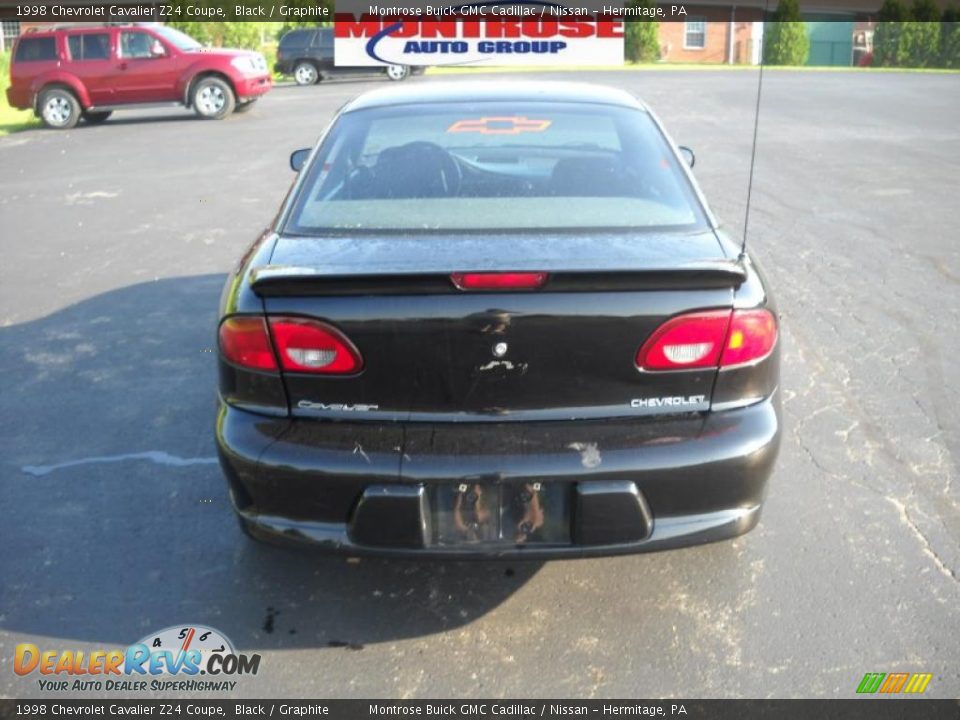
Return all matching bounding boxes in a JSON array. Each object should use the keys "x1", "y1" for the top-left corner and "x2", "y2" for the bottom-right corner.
[{"x1": 885, "y1": 495, "x2": 959, "y2": 584}]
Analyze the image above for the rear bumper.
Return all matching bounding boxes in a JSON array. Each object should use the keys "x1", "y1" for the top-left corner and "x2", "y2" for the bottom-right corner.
[
  {"x1": 234, "y1": 74, "x2": 272, "y2": 101},
  {"x1": 217, "y1": 394, "x2": 781, "y2": 558},
  {"x1": 6, "y1": 85, "x2": 30, "y2": 111}
]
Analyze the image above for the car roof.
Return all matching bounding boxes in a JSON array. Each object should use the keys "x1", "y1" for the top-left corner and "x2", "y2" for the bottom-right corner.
[{"x1": 341, "y1": 81, "x2": 649, "y2": 113}]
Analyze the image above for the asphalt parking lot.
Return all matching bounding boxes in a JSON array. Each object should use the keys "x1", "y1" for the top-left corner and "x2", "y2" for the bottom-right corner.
[{"x1": 1, "y1": 69, "x2": 958, "y2": 699}]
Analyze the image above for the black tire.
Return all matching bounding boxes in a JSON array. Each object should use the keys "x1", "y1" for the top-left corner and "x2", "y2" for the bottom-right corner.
[
  {"x1": 293, "y1": 61, "x2": 319, "y2": 86},
  {"x1": 191, "y1": 76, "x2": 235, "y2": 120},
  {"x1": 385, "y1": 64, "x2": 409, "y2": 81},
  {"x1": 82, "y1": 110, "x2": 112, "y2": 125},
  {"x1": 38, "y1": 87, "x2": 81, "y2": 130},
  {"x1": 234, "y1": 99, "x2": 258, "y2": 114}
]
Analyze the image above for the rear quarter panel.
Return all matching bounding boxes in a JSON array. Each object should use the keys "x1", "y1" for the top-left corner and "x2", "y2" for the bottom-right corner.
[{"x1": 12, "y1": 35, "x2": 92, "y2": 109}]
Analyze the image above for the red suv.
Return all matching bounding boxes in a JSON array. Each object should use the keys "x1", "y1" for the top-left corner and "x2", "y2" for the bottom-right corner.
[{"x1": 6, "y1": 24, "x2": 272, "y2": 129}]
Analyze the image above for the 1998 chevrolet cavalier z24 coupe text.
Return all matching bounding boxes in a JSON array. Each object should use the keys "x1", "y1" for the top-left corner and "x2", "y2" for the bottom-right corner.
[{"x1": 216, "y1": 81, "x2": 781, "y2": 558}]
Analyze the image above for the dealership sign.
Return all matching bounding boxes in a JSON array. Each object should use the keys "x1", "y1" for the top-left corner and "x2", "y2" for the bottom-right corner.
[{"x1": 334, "y1": 10, "x2": 625, "y2": 67}]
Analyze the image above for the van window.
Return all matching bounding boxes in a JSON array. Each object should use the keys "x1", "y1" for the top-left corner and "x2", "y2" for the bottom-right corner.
[
  {"x1": 14, "y1": 37, "x2": 57, "y2": 62},
  {"x1": 67, "y1": 33, "x2": 111, "y2": 61}
]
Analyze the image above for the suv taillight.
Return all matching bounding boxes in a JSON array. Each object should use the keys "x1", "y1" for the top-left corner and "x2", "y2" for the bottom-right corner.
[
  {"x1": 636, "y1": 309, "x2": 777, "y2": 371},
  {"x1": 219, "y1": 316, "x2": 363, "y2": 374}
]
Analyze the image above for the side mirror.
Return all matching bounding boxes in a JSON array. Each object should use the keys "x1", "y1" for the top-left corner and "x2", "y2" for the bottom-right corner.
[
  {"x1": 678, "y1": 146, "x2": 695, "y2": 168},
  {"x1": 290, "y1": 148, "x2": 311, "y2": 172},
  {"x1": 150, "y1": 40, "x2": 166, "y2": 58}
]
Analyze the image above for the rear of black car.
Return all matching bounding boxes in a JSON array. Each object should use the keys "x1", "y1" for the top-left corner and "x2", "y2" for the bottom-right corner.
[
  {"x1": 215, "y1": 85, "x2": 781, "y2": 558},
  {"x1": 275, "y1": 28, "x2": 324, "y2": 76}
]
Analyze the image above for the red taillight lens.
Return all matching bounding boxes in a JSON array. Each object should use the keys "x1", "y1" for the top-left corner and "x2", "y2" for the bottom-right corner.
[
  {"x1": 636, "y1": 310, "x2": 731, "y2": 370},
  {"x1": 636, "y1": 308, "x2": 777, "y2": 371},
  {"x1": 720, "y1": 309, "x2": 778, "y2": 367},
  {"x1": 219, "y1": 317, "x2": 278, "y2": 371},
  {"x1": 268, "y1": 317, "x2": 363, "y2": 374},
  {"x1": 451, "y1": 272, "x2": 548, "y2": 291}
]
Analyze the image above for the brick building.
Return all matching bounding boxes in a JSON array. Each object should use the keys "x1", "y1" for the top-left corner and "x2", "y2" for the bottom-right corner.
[{"x1": 657, "y1": 0, "x2": 952, "y2": 66}]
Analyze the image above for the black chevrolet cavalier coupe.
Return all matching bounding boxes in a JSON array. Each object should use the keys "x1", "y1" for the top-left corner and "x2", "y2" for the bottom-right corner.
[{"x1": 216, "y1": 81, "x2": 781, "y2": 558}]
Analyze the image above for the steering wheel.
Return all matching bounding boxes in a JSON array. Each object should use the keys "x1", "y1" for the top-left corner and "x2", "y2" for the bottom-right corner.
[{"x1": 391, "y1": 141, "x2": 462, "y2": 197}]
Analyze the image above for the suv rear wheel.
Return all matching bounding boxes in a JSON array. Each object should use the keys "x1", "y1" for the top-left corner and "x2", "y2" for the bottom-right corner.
[
  {"x1": 192, "y1": 76, "x2": 235, "y2": 120},
  {"x1": 39, "y1": 87, "x2": 80, "y2": 130},
  {"x1": 385, "y1": 65, "x2": 409, "y2": 81},
  {"x1": 293, "y1": 61, "x2": 319, "y2": 85},
  {"x1": 82, "y1": 110, "x2": 112, "y2": 125}
]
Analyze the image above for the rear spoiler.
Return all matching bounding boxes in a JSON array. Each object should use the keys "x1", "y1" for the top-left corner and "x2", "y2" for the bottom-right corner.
[{"x1": 249, "y1": 261, "x2": 747, "y2": 297}]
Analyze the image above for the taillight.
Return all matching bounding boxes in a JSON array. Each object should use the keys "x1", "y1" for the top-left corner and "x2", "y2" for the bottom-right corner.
[
  {"x1": 451, "y1": 272, "x2": 548, "y2": 291},
  {"x1": 636, "y1": 310, "x2": 730, "y2": 370},
  {"x1": 720, "y1": 309, "x2": 778, "y2": 367},
  {"x1": 268, "y1": 317, "x2": 363, "y2": 374},
  {"x1": 636, "y1": 308, "x2": 777, "y2": 371},
  {"x1": 219, "y1": 317, "x2": 278, "y2": 371}
]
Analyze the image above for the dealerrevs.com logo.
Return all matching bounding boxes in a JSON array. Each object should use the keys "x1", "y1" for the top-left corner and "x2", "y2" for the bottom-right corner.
[
  {"x1": 334, "y1": 10, "x2": 625, "y2": 67},
  {"x1": 14, "y1": 625, "x2": 261, "y2": 693}
]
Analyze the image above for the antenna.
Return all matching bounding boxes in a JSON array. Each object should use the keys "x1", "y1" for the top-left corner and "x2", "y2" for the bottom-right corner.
[{"x1": 741, "y1": 0, "x2": 771, "y2": 259}]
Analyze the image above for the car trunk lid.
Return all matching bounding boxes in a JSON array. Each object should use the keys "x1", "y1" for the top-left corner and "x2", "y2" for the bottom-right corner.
[{"x1": 256, "y1": 231, "x2": 740, "y2": 422}]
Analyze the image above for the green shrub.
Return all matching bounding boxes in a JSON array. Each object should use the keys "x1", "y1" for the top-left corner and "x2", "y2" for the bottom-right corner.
[
  {"x1": 900, "y1": 22, "x2": 942, "y2": 66},
  {"x1": 624, "y1": 2, "x2": 659, "y2": 62},
  {"x1": 941, "y1": 6, "x2": 960, "y2": 67},
  {"x1": 0, "y1": 49, "x2": 40, "y2": 135},
  {"x1": 166, "y1": 18, "x2": 264, "y2": 49},
  {"x1": 278, "y1": 0, "x2": 333, "y2": 37},
  {"x1": 874, "y1": 0, "x2": 910, "y2": 65},
  {"x1": 896, "y1": 0, "x2": 941, "y2": 66},
  {"x1": 763, "y1": 0, "x2": 810, "y2": 66}
]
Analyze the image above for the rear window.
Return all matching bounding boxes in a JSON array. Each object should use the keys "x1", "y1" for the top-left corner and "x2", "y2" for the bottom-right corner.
[
  {"x1": 67, "y1": 33, "x2": 111, "y2": 61},
  {"x1": 280, "y1": 30, "x2": 314, "y2": 49},
  {"x1": 285, "y1": 102, "x2": 706, "y2": 233},
  {"x1": 14, "y1": 36, "x2": 57, "y2": 62}
]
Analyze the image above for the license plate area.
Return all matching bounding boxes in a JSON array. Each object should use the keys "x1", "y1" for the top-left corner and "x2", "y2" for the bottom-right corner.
[{"x1": 431, "y1": 482, "x2": 572, "y2": 547}]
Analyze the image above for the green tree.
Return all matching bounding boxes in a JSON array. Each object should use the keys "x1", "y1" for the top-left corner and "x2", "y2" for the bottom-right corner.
[
  {"x1": 763, "y1": 0, "x2": 810, "y2": 66},
  {"x1": 942, "y1": 6, "x2": 960, "y2": 67},
  {"x1": 873, "y1": 0, "x2": 910, "y2": 66},
  {"x1": 898, "y1": 0, "x2": 942, "y2": 66},
  {"x1": 167, "y1": 21, "x2": 263, "y2": 50},
  {"x1": 624, "y1": 3, "x2": 659, "y2": 63},
  {"x1": 165, "y1": 1, "x2": 275, "y2": 48},
  {"x1": 278, "y1": 0, "x2": 333, "y2": 36}
]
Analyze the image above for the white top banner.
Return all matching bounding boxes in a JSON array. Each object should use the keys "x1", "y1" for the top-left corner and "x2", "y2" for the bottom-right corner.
[{"x1": 333, "y1": 16, "x2": 626, "y2": 67}]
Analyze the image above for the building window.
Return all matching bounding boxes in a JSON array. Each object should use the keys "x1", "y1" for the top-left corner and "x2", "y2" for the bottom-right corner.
[
  {"x1": 2, "y1": 20, "x2": 20, "y2": 50},
  {"x1": 684, "y1": 19, "x2": 707, "y2": 50}
]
